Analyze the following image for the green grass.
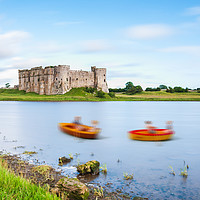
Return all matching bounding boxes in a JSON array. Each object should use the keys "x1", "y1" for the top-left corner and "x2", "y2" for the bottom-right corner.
[
  {"x1": 0, "y1": 159, "x2": 60, "y2": 200},
  {"x1": 0, "y1": 88, "x2": 200, "y2": 101}
]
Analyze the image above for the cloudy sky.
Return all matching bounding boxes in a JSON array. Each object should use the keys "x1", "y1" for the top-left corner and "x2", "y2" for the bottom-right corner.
[{"x1": 0, "y1": 0, "x2": 200, "y2": 89}]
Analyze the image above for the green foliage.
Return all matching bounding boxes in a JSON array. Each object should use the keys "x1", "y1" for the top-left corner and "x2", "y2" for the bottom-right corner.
[
  {"x1": 174, "y1": 87, "x2": 188, "y2": 93},
  {"x1": 94, "y1": 186, "x2": 104, "y2": 198},
  {"x1": 125, "y1": 82, "x2": 134, "y2": 91},
  {"x1": 145, "y1": 87, "x2": 161, "y2": 91},
  {"x1": 64, "y1": 87, "x2": 89, "y2": 96},
  {"x1": 123, "y1": 172, "x2": 133, "y2": 180},
  {"x1": 5, "y1": 83, "x2": 10, "y2": 88},
  {"x1": 0, "y1": 89, "x2": 26, "y2": 95},
  {"x1": 100, "y1": 164, "x2": 107, "y2": 174},
  {"x1": 126, "y1": 85, "x2": 143, "y2": 95},
  {"x1": 166, "y1": 86, "x2": 188, "y2": 93},
  {"x1": 108, "y1": 92, "x2": 115, "y2": 98},
  {"x1": 169, "y1": 165, "x2": 176, "y2": 175},
  {"x1": 0, "y1": 159, "x2": 60, "y2": 199},
  {"x1": 166, "y1": 87, "x2": 174, "y2": 93},
  {"x1": 180, "y1": 166, "x2": 188, "y2": 177},
  {"x1": 68, "y1": 153, "x2": 73, "y2": 159},
  {"x1": 23, "y1": 151, "x2": 37, "y2": 155},
  {"x1": 109, "y1": 88, "x2": 125, "y2": 92},
  {"x1": 159, "y1": 85, "x2": 167, "y2": 89},
  {"x1": 85, "y1": 87, "x2": 96, "y2": 94},
  {"x1": 96, "y1": 90, "x2": 106, "y2": 98}
]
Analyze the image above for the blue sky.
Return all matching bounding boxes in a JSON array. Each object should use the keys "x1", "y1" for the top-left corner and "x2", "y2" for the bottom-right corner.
[{"x1": 0, "y1": 0, "x2": 200, "y2": 89}]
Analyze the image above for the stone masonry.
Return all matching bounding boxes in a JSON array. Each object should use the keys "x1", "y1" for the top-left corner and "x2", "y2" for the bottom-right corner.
[{"x1": 18, "y1": 65, "x2": 109, "y2": 95}]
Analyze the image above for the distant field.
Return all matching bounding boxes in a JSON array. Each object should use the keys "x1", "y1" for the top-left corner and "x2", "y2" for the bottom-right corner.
[
  {"x1": 0, "y1": 88, "x2": 200, "y2": 101},
  {"x1": 116, "y1": 91, "x2": 200, "y2": 101}
]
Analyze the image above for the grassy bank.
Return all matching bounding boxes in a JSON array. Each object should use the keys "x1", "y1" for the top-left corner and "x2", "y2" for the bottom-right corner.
[
  {"x1": 0, "y1": 158, "x2": 60, "y2": 199},
  {"x1": 0, "y1": 88, "x2": 200, "y2": 101}
]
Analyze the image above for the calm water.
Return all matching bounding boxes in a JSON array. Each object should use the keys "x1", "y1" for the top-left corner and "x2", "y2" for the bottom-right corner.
[{"x1": 0, "y1": 101, "x2": 200, "y2": 199}]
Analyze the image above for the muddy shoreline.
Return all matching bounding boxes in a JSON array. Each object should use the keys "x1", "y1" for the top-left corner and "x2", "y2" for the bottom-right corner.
[{"x1": 0, "y1": 153, "x2": 146, "y2": 199}]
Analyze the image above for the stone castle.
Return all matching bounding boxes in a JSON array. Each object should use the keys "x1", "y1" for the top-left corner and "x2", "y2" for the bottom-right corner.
[{"x1": 18, "y1": 65, "x2": 109, "y2": 95}]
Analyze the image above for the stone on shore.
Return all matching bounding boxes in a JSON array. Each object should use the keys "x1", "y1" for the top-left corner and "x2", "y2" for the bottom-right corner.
[
  {"x1": 58, "y1": 156, "x2": 71, "y2": 165},
  {"x1": 51, "y1": 177, "x2": 89, "y2": 200},
  {"x1": 77, "y1": 160, "x2": 100, "y2": 175}
]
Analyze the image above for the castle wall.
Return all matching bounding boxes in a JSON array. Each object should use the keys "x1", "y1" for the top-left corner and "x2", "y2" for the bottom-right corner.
[{"x1": 18, "y1": 65, "x2": 108, "y2": 95}]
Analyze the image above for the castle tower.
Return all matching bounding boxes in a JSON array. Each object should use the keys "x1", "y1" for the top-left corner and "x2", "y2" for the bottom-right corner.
[{"x1": 91, "y1": 66, "x2": 109, "y2": 93}]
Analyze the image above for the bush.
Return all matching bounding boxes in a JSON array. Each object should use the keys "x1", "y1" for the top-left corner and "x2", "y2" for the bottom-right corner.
[
  {"x1": 96, "y1": 90, "x2": 105, "y2": 98},
  {"x1": 159, "y1": 85, "x2": 167, "y2": 89},
  {"x1": 145, "y1": 87, "x2": 161, "y2": 91},
  {"x1": 126, "y1": 85, "x2": 143, "y2": 95},
  {"x1": 85, "y1": 87, "x2": 95, "y2": 93},
  {"x1": 166, "y1": 87, "x2": 174, "y2": 93},
  {"x1": 108, "y1": 92, "x2": 115, "y2": 98},
  {"x1": 109, "y1": 88, "x2": 125, "y2": 92}
]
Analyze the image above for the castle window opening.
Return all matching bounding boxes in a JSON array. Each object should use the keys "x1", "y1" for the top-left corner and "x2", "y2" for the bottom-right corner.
[
  {"x1": 76, "y1": 78, "x2": 78, "y2": 80},
  {"x1": 56, "y1": 78, "x2": 57, "y2": 81},
  {"x1": 104, "y1": 79, "x2": 106, "y2": 82},
  {"x1": 66, "y1": 78, "x2": 68, "y2": 81},
  {"x1": 104, "y1": 74, "x2": 105, "y2": 76},
  {"x1": 38, "y1": 78, "x2": 40, "y2": 81}
]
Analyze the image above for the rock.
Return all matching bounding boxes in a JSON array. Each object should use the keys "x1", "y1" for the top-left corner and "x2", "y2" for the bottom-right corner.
[
  {"x1": 58, "y1": 156, "x2": 71, "y2": 165},
  {"x1": 77, "y1": 160, "x2": 100, "y2": 175},
  {"x1": 52, "y1": 177, "x2": 89, "y2": 200}
]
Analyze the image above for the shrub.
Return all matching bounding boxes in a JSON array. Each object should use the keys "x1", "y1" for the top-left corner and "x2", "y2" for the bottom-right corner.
[
  {"x1": 85, "y1": 87, "x2": 95, "y2": 93},
  {"x1": 108, "y1": 92, "x2": 115, "y2": 98},
  {"x1": 96, "y1": 90, "x2": 105, "y2": 98},
  {"x1": 126, "y1": 85, "x2": 143, "y2": 95},
  {"x1": 145, "y1": 87, "x2": 161, "y2": 91},
  {"x1": 109, "y1": 88, "x2": 125, "y2": 92}
]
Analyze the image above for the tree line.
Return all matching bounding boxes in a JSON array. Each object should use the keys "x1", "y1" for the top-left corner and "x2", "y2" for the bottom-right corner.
[{"x1": 109, "y1": 83, "x2": 200, "y2": 94}]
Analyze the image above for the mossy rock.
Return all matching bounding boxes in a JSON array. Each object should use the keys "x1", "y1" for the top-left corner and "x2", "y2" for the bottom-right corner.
[
  {"x1": 77, "y1": 160, "x2": 100, "y2": 175},
  {"x1": 32, "y1": 165, "x2": 53, "y2": 175},
  {"x1": 58, "y1": 156, "x2": 71, "y2": 166},
  {"x1": 52, "y1": 177, "x2": 89, "y2": 200}
]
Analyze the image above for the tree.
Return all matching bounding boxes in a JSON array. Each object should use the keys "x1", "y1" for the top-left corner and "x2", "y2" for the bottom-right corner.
[
  {"x1": 126, "y1": 85, "x2": 143, "y2": 95},
  {"x1": 166, "y1": 87, "x2": 174, "y2": 93},
  {"x1": 125, "y1": 82, "x2": 134, "y2": 91},
  {"x1": 5, "y1": 83, "x2": 10, "y2": 88},
  {"x1": 135, "y1": 85, "x2": 143, "y2": 93},
  {"x1": 159, "y1": 85, "x2": 167, "y2": 89}
]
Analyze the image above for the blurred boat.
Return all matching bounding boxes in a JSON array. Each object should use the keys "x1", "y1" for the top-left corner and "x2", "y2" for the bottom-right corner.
[
  {"x1": 128, "y1": 129, "x2": 174, "y2": 141},
  {"x1": 58, "y1": 123, "x2": 101, "y2": 139}
]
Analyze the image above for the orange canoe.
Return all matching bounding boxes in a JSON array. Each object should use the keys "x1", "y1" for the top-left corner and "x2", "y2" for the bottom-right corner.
[
  {"x1": 59, "y1": 123, "x2": 101, "y2": 139},
  {"x1": 128, "y1": 129, "x2": 174, "y2": 141}
]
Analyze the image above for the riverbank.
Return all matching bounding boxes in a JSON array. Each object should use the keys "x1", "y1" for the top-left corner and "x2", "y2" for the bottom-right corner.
[
  {"x1": 0, "y1": 88, "x2": 200, "y2": 101},
  {"x1": 0, "y1": 154, "x2": 136, "y2": 200}
]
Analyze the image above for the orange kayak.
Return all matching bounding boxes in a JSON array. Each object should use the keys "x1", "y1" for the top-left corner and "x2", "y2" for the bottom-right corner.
[
  {"x1": 59, "y1": 123, "x2": 101, "y2": 139},
  {"x1": 128, "y1": 129, "x2": 174, "y2": 141}
]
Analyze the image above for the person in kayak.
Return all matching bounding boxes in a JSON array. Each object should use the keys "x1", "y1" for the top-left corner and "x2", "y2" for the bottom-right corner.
[{"x1": 145, "y1": 121, "x2": 157, "y2": 133}]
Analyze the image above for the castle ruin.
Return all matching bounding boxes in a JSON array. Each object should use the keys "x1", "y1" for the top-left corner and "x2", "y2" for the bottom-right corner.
[{"x1": 18, "y1": 65, "x2": 109, "y2": 95}]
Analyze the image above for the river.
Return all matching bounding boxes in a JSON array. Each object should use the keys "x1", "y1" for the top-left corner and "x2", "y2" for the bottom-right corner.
[{"x1": 0, "y1": 101, "x2": 199, "y2": 199}]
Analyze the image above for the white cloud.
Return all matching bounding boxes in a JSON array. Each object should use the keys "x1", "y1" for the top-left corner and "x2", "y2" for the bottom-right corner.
[
  {"x1": 185, "y1": 6, "x2": 200, "y2": 16},
  {"x1": 0, "y1": 31, "x2": 30, "y2": 59},
  {"x1": 126, "y1": 24, "x2": 174, "y2": 39},
  {"x1": 79, "y1": 39, "x2": 112, "y2": 53},
  {"x1": 160, "y1": 46, "x2": 200, "y2": 56}
]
